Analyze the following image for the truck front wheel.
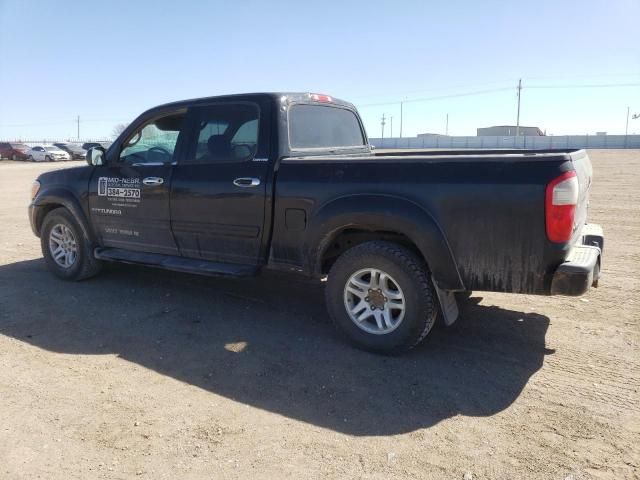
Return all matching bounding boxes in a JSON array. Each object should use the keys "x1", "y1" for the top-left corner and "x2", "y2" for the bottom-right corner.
[
  {"x1": 41, "y1": 207, "x2": 102, "y2": 281},
  {"x1": 325, "y1": 241, "x2": 438, "y2": 354}
]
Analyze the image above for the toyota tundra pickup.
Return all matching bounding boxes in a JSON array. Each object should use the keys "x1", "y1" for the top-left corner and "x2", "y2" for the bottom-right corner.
[{"x1": 29, "y1": 92, "x2": 604, "y2": 353}]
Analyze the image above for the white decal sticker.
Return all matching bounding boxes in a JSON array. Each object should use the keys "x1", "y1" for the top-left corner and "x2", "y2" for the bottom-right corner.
[
  {"x1": 98, "y1": 177, "x2": 141, "y2": 205},
  {"x1": 106, "y1": 187, "x2": 140, "y2": 198},
  {"x1": 104, "y1": 227, "x2": 139, "y2": 237},
  {"x1": 91, "y1": 207, "x2": 122, "y2": 216}
]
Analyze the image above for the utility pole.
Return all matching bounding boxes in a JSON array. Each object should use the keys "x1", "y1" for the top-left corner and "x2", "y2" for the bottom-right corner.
[
  {"x1": 77, "y1": 115, "x2": 80, "y2": 140},
  {"x1": 445, "y1": 113, "x2": 449, "y2": 136},
  {"x1": 381, "y1": 113, "x2": 386, "y2": 139},
  {"x1": 625, "y1": 106, "x2": 630, "y2": 148},
  {"x1": 390, "y1": 116, "x2": 393, "y2": 138},
  {"x1": 515, "y1": 78, "x2": 522, "y2": 138},
  {"x1": 625, "y1": 106, "x2": 630, "y2": 136},
  {"x1": 399, "y1": 102, "x2": 403, "y2": 138}
]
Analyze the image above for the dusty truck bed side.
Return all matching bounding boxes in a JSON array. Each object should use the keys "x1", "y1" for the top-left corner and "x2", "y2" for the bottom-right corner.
[{"x1": 270, "y1": 150, "x2": 592, "y2": 295}]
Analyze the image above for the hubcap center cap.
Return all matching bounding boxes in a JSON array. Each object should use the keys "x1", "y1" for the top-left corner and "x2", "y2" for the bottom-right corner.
[{"x1": 368, "y1": 289, "x2": 386, "y2": 309}]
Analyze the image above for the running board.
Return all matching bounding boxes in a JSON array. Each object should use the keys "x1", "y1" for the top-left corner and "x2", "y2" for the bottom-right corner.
[{"x1": 94, "y1": 248, "x2": 258, "y2": 278}]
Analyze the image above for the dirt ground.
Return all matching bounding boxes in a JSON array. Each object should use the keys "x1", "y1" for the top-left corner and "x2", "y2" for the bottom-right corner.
[{"x1": 0, "y1": 150, "x2": 638, "y2": 480}]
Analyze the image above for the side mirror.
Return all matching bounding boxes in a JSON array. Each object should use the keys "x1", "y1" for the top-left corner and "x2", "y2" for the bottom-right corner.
[{"x1": 86, "y1": 146, "x2": 105, "y2": 166}]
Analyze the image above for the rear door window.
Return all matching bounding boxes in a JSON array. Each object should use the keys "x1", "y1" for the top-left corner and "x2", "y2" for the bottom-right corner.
[
  {"x1": 185, "y1": 103, "x2": 259, "y2": 164},
  {"x1": 289, "y1": 104, "x2": 365, "y2": 149}
]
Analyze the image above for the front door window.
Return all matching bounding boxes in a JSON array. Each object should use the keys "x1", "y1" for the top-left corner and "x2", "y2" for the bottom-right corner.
[{"x1": 119, "y1": 113, "x2": 184, "y2": 164}]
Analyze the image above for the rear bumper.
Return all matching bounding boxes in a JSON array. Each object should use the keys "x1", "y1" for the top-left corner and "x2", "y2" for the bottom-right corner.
[{"x1": 551, "y1": 223, "x2": 603, "y2": 296}]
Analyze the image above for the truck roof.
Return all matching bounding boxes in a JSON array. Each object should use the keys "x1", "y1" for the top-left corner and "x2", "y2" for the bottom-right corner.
[{"x1": 152, "y1": 92, "x2": 355, "y2": 111}]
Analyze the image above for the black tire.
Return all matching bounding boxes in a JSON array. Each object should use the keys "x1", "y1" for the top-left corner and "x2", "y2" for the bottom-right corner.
[
  {"x1": 45, "y1": 155, "x2": 52, "y2": 162},
  {"x1": 28, "y1": 155, "x2": 34, "y2": 162},
  {"x1": 325, "y1": 241, "x2": 438, "y2": 354},
  {"x1": 40, "y1": 207, "x2": 103, "y2": 281}
]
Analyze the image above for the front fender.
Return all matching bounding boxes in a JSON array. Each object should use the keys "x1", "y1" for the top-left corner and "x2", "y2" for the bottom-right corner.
[
  {"x1": 305, "y1": 194, "x2": 465, "y2": 291},
  {"x1": 30, "y1": 188, "x2": 95, "y2": 243}
]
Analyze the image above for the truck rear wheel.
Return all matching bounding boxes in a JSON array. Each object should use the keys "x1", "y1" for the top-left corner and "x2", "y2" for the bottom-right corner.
[
  {"x1": 325, "y1": 241, "x2": 438, "y2": 354},
  {"x1": 41, "y1": 207, "x2": 102, "y2": 281}
]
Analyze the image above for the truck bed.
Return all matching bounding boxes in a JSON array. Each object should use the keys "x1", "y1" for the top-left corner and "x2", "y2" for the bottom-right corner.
[{"x1": 272, "y1": 149, "x2": 592, "y2": 294}]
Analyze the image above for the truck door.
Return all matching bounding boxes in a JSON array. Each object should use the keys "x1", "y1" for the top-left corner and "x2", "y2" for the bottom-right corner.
[
  {"x1": 88, "y1": 110, "x2": 187, "y2": 255},
  {"x1": 170, "y1": 100, "x2": 271, "y2": 265}
]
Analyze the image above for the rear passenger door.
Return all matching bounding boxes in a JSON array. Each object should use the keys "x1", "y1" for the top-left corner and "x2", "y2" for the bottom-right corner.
[{"x1": 170, "y1": 100, "x2": 272, "y2": 265}]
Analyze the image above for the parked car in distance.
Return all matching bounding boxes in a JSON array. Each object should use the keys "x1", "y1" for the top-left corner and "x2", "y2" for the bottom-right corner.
[
  {"x1": 0, "y1": 142, "x2": 31, "y2": 161},
  {"x1": 27, "y1": 145, "x2": 71, "y2": 162},
  {"x1": 53, "y1": 143, "x2": 87, "y2": 160},
  {"x1": 81, "y1": 141, "x2": 112, "y2": 151}
]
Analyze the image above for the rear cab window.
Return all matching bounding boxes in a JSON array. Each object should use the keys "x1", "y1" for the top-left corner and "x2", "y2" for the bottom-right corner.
[{"x1": 288, "y1": 104, "x2": 366, "y2": 150}]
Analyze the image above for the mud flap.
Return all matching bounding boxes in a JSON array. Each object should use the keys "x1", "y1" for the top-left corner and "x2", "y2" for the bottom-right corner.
[{"x1": 432, "y1": 275, "x2": 459, "y2": 326}]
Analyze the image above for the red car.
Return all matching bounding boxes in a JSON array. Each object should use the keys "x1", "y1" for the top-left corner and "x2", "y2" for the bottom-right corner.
[{"x1": 0, "y1": 142, "x2": 31, "y2": 161}]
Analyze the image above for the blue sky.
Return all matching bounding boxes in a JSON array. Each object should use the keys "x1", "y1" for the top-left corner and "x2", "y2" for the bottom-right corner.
[{"x1": 1, "y1": 0, "x2": 638, "y2": 140}]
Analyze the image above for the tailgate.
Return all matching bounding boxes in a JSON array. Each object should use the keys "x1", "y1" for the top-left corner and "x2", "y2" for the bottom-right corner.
[{"x1": 570, "y1": 150, "x2": 593, "y2": 243}]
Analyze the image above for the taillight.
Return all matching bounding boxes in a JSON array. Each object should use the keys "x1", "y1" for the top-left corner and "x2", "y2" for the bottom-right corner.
[
  {"x1": 309, "y1": 93, "x2": 333, "y2": 103},
  {"x1": 545, "y1": 171, "x2": 578, "y2": 243}
]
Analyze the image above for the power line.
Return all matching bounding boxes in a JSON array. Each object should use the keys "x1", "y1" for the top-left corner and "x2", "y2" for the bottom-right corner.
[
  {"x1": 356, "y1": 82, "x2": 640, "y2": 109},
  {"x1": 0, "y1": 117, "x2": 129, "y2": 127},
  {"x1": 357, "y1": 87, "x2": 513, "y2": 108},
  {"x1": 348, "y1": 80, "x2": 515, "y2": 101},
  {"x1": 0, "y1": 120, "x2": 75, "y2": 127},
  {"x1": 526, "y1": 82, "x2": 640, "y2": 89}
]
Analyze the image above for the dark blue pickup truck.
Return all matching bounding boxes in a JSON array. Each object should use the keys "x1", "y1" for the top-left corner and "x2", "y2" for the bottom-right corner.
[{"x1": 29, "y1": 92, "x2": 603, "y2": 353}]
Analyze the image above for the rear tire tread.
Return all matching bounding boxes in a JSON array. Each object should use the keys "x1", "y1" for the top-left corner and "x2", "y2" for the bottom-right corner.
[{"x1": 326, "y1": 241, "x2": 437, "y2": 354}]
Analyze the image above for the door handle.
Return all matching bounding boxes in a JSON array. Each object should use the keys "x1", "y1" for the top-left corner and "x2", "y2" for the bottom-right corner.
[
  {"x1": 142, "y1": 177, "x2": 164, "y2": 185},
  {"x1": 233, "y1": 177, "x2": 261, "y2": 187}
]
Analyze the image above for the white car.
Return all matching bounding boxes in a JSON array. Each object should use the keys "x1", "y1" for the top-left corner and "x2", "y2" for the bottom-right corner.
[{"x1": 27, "y1": 145, "x2": 71, "y2": 162}]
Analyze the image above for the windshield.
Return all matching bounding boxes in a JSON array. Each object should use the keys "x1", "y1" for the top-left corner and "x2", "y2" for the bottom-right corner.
[
  {"x1": 289, "y1": 104, "x2": 365, "y2": 149},
  {"x1": 44, "y1": 147, "x2": 61, "y2": 152}
]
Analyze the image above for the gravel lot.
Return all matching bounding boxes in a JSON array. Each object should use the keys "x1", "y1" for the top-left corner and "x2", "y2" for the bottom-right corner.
[{"x1": 0, "y1": 150, "x2": 638, "y2": 479}]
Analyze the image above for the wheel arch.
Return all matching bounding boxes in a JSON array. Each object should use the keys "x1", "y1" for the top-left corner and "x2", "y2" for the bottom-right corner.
[
  {"x1": 306, "y1": 194, "x2": 465, "y2": 291},
  {"x1": 32, "y1": 188, "x2": 95, "y2": 244}
]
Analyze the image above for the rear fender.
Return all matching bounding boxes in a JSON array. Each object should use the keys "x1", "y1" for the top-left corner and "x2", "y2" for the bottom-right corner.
[{"x1": 306, "y1": 194, "x2": 465, "y2": 291}]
